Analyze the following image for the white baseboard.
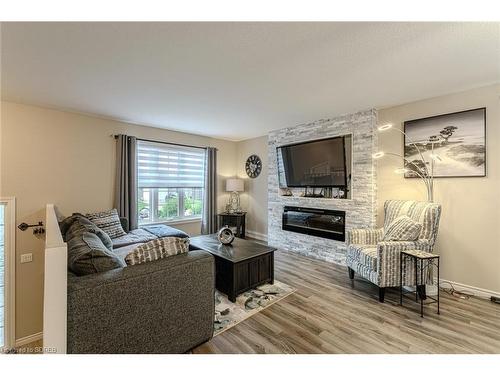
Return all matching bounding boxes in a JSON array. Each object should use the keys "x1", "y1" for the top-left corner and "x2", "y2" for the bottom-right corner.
[
  {"x1": 246, "y1": 230, "x2": 268, "y2": 242},
  {"x1": 15, "y1": 332, "x2": 43, "y2": 347},
  {"x1": 435, "y1": 278, "x2": 500, "y2": 299}
]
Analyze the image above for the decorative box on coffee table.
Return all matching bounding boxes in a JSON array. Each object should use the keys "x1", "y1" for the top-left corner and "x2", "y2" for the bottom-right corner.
[{"x1": 190, "y1": 234, "x2": 275, "y2": 302}]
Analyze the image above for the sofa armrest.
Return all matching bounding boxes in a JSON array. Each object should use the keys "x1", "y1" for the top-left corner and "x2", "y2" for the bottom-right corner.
[
  {"x1": 377, "y1": 240, "x2": 432, "y2": 287},
  {"x1": 119, "y1": 216, "x2": 129, "y2": 232},
  {"x1": 347, "y1": 228, "x2": 384, "y2": 246},
  {"x1": 67, "y1": 250, "x2": 215, "y2": 353}
]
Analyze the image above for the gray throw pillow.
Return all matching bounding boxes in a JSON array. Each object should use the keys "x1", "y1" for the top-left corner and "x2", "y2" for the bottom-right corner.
[
  {"x1": 59, "y1": 213, "x2": 94, "y2": 241},
  {"x1": 67, "y1": 232, "x2": 125, "y2": 276},
  {"x1": 60, "y1": 214, "x2": 113, "y2": 251},
  {"x1": 383, "y1": 215, "x2": 422, "y2": 241},
  {"x1": 86, "y1": 208, "x2": 127, "y2": 239},
  {"x1": 81, "y1": 224, "x2": 113, "y2": 251}
]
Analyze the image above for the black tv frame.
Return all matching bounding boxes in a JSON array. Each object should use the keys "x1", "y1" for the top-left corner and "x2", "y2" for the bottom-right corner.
[{"x1": 276, "y1": 135, "x2": 348, "y2": 188}]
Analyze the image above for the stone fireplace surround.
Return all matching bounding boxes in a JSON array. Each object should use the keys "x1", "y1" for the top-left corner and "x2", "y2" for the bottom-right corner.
[{"x1": 267, "y1": 109, "x2": 378, "y2": 265}]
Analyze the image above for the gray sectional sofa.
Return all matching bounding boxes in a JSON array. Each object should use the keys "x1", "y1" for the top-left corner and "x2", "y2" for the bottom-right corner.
[{"x1": 61, "y1": 214, "x2": 215, "y2": 353}]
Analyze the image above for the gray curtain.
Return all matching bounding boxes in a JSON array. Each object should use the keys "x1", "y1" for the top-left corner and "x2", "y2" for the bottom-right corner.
[
  {"x1": 114, "y1": 134, "x2": 138, "y2": 231},
  {"x1": 201, "y1": 147, "x2": 217, "y2": 234}
]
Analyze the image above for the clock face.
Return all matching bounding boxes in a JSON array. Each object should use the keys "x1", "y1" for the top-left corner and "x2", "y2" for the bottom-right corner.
[{"x1": 245, "y1": 154, "x2": 262, "y2": 178}]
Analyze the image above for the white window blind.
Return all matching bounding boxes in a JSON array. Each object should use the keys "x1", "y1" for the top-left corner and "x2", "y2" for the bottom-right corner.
[{"x1": 137, "y1": 140, "x2": 206, "y2": 189}]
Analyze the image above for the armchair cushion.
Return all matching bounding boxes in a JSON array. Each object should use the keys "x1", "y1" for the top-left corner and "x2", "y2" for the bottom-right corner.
[
  {"x1": 347, "y1": 244, "x2": 378, "y2": 270},
  {"x1": 382, "y1": 215, "x2": 422, "y2": 241}
]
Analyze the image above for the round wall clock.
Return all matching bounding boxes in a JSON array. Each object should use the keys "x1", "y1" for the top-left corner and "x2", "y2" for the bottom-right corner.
[{"x1": 245, "y1": 154, "x2": 262, "y2": 178}]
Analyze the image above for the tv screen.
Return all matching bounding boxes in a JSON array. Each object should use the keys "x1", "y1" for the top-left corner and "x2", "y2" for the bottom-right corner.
[{"x1": 277, "y1": 136, "x2": 349, "y2": 188}]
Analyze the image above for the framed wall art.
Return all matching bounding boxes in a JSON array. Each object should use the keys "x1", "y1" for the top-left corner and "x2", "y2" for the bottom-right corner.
[{"x1": 404, "y1": 107, "x2": 486, "y2": 178}]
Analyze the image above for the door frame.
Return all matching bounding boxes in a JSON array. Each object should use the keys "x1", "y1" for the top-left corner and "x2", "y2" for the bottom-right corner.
[{"x1": 1, "y1": 197, "x2": 16, "y2": 350}]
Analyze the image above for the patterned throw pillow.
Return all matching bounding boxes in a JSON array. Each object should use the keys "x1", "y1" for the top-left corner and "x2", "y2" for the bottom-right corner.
[
  {"x1": 86, "y1": 208, "x2": 127, "y2": 239},
  {"x1": 382, "y1": 215, "x2": 422, "y2": 241},
  {"x1": 125, "y1": 237, "x2": 190, "y2": 266}
]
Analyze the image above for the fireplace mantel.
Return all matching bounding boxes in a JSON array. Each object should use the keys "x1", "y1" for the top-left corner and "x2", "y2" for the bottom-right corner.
[{"x1": 267, "y1": 109, "x2": 377, "y2": 265}]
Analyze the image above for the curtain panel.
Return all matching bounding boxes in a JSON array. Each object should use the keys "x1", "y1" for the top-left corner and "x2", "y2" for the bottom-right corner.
[
  {"x1": 201, "y1": 147, "x2": 217, "y2": 234},
  {"x1": 114, "y1": 134, "x2": 138, "y2": 231}
]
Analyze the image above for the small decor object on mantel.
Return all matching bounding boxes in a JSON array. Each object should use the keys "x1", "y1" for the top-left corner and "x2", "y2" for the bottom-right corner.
[
  {"x1": 217, "y1": 225, "x2": 235, "y2": 245},
  {"x1": 245, "y1": 154, "x2": 262, "y2": 178}
]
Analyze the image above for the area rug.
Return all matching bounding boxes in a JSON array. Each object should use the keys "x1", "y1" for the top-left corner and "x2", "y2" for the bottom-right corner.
[{"x1": 214, "y1": 280, "x2": 296, "y2": 336}]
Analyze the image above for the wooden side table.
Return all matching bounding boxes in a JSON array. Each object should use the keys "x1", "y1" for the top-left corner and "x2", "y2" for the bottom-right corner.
[
  {"x1": 400, "y1": 249, "x2": 440, "y2": 318},
  {"x1": 217, "y1": 212, "x2": 246, "y2": 238}
]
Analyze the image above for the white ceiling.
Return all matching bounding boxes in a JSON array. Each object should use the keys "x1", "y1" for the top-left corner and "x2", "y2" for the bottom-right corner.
[{"x1": 1, "y1": 22, "x2": 499, "y2": 141}]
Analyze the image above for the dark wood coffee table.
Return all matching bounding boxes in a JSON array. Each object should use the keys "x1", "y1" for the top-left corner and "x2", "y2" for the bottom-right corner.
[{"x1": 190, "y1": 234, "x2": 275, "y2": 302}]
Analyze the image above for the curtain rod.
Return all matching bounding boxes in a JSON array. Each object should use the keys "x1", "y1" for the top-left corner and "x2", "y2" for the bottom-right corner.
[{"x1": 112, "y1": 134, "x2": 216, "y2": 151}]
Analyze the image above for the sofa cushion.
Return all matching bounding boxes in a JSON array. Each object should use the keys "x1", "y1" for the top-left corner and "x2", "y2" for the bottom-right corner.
[
  {"x1": 125, "y1": 237, "x2": 190, "y2": 266},
  {"x1": 112, "y1": 243, "x2": 141, "y2": 263},
  {"x1": 68, "y1": 232, "x2": 125, "y2": 276},
  {"x1": 347, "y1": 244, "x2": 378, "y2": 271},
  {"x1": 141, "y1": 224, "x2": 189, "y2": 239},
  {"x1": 383, "y1": 215, "x2": 422, "y2": 241},
  {"x1": 86, "y1": 208, "x2": 127, "y2": 239},
  {"x1": 111, "y1": 228, "x2": 158, "y2": 248}
]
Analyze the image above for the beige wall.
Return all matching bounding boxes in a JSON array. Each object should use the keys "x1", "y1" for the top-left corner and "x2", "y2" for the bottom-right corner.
[
  {"x1": 377, "y1": 84, "x2": 500, "y2": 293},
  {"x1": 0, "y1": 101, "x2": 237, "y2": 339},
  {"x1": 236, "y1": 136, "x2": 269, "y2": 238}
]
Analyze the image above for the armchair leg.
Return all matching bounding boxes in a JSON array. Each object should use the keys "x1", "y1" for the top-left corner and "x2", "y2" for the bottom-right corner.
[
  {"x1": 378, "y1": 287, "x2": 386, "y2": 303},
  {"x1": 348, "y1": 267, "x2": 355, "y2": 280}
]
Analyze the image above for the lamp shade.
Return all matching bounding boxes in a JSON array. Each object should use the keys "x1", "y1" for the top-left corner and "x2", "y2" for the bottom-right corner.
[{"x1": 226, "y1": 178, "x2": 244, "y2": 192}]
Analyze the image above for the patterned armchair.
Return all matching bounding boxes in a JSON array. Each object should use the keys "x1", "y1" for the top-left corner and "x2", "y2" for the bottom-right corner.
[{"x1": 346, "y1": 200, "x2": 441, "y2": 302}]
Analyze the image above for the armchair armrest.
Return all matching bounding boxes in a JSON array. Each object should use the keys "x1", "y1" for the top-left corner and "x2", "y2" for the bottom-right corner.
[
  {"x1": 347, "y1": 228, "x2": 384, "y2": 246},
  {"x1": 377, "y1": 240, "x2": 432, "y2": 287}
]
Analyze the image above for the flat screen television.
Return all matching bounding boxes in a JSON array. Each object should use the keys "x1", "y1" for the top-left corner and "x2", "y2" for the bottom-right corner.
[{"x1": 277, "y1": 135, "x2": 350, "y2": 188}]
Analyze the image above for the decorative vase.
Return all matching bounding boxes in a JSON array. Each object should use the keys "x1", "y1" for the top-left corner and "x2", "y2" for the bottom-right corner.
[{"x1": 217, "y1": 225, "x2": 235, "y2": 245}]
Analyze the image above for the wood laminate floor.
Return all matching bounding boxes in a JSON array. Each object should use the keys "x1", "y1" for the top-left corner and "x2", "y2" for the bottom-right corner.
[{"x1": 193, "y1": 249, "x2": 500, "y2": 354}]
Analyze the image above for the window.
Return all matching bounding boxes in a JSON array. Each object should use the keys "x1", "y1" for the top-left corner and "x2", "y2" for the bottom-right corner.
[{"x1": 137, "y1": 141, "x2": 205, "y2": 225}]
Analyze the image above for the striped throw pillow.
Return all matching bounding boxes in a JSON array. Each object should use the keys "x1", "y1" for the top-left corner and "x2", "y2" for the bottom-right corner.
[
  {"x1": 382, "y1": 215, "x2": 422, "y2": 241},
  {"x1": 86, "y1": 208, "x2": 127, "y2": 239},
  {"x1": 125, "y1": 237, "x2": 190, "y2": 266}
]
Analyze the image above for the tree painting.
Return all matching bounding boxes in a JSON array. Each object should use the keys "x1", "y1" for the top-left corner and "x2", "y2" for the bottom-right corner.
[{"x1": 404, "y1": 108, "x2": 486, "y2": 177}]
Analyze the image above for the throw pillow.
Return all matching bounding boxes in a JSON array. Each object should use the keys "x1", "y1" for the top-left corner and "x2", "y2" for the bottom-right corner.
[
  {"x1": 125, "y1": 237, "x2": 190, "y2": 266},
  {"x1": 60, "y1": 214, "x2": 113, "y2": 250},
  {"x1": 383, "y1": 215, "x2": 422, "y2": 241},
  {"x1": 82, "y1": 224, "x2": 114, "y2": 251},
  {"x1": 67, "y1": 232, "x2": 125, "y2": 276},
  {"x1": 59, "y1": 213, "x2": 94, "y2": 241},
  {"x1": 86, "y1": 208, "x2": 127, "y2": 239}
]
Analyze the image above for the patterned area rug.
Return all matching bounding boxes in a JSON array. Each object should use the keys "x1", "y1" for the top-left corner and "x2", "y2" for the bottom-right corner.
[{"x1": 214, "y1": 280, "x2": 296, "y2": 336}]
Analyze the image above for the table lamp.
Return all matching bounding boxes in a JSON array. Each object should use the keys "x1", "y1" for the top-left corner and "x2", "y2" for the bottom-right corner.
[{"x1": 226, "y1": 178, "x2": 244, "y2": 213}]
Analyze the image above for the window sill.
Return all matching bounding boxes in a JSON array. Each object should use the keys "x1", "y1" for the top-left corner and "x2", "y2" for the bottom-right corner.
[{"x1": 140, "y1": 218, "x2": 202, "y2": 227}]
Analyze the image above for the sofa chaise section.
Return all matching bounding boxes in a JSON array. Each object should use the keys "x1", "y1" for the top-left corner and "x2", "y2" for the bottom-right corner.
[{"x1": 67, "y1": 250, "x2": 215, "y2": 353}]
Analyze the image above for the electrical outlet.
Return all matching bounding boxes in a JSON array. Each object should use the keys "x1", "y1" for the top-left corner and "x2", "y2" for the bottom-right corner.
[{"x1": 21, "y1": 253, "x2": 33, "y2": 263}]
